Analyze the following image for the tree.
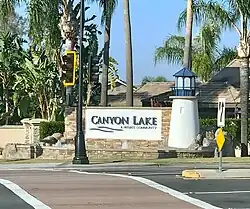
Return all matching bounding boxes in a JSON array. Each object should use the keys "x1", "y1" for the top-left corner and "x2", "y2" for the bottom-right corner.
[
  {"x1": 0, "y1": 0, "x2": 21, "y2": 29},
  {"x1": 0, "y1": 32, "x2": 26, "y2": 124},
  {"x1": 141, "y1": 76, "x2": 168, "y2": 86},
  {"x1": 108, "y1": 56, "x2": 119, "y2": 90},
  {"x1": 91, "y1": 0, "x2": 118, "y2": 106},
  {"x1": 0, "y1": 0, "x2": 103, "y2": 119},
  {"x1": 0, "y1": 13, "x2": 27, "y2": 37},
  {"x1": 178, "y1": 0, "x2": 250, "y2": 156},
  {"x1": 123, "y1": 0, "x2": 134, "y2": 106},
  {"x1": 154, "y1": 23, "x2": 237, "y2": 82},
  {"x1": 85, "y1": 55, "x2": 119, "y2": 106},
  {"x1": 13, "y1": 49, "x2": 62, "y2": 120},
  {"x1": 183, "y1": 0, "x2": 193, "y2": 69},
  {"x1": 28, "y1": 0, "x2": 100, "y2": 105}
]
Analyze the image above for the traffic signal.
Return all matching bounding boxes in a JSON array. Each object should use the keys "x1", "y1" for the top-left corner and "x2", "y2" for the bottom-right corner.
[
  {"x1": 91, "y1": 82, "x2": 101, "y2": 106},
  {"x1": 88, "y1": 54, "x2": 100, "y2": 84},
  {"x1": 62, "y1": 50, "x2": 77, "y2": 87}
]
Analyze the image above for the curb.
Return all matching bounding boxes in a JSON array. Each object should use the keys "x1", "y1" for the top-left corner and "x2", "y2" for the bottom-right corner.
[
  {"x1": 182, "y1": 170, "x2": 201, "y2": 179},
  {"x1": 56, "y1": 162, "x2": 158, "y2": 168}
]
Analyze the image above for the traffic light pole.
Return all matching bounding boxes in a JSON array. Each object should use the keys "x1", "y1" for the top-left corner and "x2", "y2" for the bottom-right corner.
[{"x1": 72, "y1": 0, "x2": 89, "y2": 164}]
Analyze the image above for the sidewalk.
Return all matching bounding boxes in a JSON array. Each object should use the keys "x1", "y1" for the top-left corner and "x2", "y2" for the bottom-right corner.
[
  {"x1": 0, "y1": 169, "x2": 200, "y2": 209},
  {"x1": 182, "y1": 169, "x2": 250, "y2": 179}
]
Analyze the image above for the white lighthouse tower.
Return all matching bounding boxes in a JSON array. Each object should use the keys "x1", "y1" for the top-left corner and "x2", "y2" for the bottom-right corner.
[{"x1": 168, "y1": 67, "x2": 200, "y2": 149}]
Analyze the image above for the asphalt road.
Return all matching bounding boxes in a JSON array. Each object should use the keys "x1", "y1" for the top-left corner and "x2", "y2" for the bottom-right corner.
[
  {"x1": 76, "y1": 165, "x2": 250, "y2": 209},
  {"x1": 1, "y1": 164, "x2": 250, "y2": 209},
  {"x1": 0, "y1": 184, "x2": 34, "y2": 209},
  {"x1": 145, "y1": 175, "x2": 250, "y2": 209}
]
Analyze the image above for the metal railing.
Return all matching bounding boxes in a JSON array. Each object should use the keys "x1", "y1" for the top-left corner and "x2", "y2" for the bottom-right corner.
[{"x1": 171, "y1": 87, "x2": 199, "y2": 97}]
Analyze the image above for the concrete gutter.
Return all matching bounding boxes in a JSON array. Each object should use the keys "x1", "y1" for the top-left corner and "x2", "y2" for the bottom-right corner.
[
  {"x1": 0, "y1": 162, "x2": 158, "y2": 170},
  {"x1": 57, "y1": 162, "x2": 158, "y2": 170},
  {"x1": 182, "y1": 169, "x2": 250, "y2": 179}
]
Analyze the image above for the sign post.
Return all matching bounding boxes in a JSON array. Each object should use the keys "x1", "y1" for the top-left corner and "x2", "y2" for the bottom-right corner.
[
  {"x1": 216, "y1": 97, "x2": 226, "y2": 173},
  {"x1": 216, "y1": 128, "x2": 225, "y2": 172}
]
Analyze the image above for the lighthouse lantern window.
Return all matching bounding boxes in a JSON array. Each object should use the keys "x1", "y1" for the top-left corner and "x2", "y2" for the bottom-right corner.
[
  {"x1": 173, "y1": 67, "x2": 196, "y2": 96},
  {"x1": 184, "y1": 77, "x2": 191, "y2": 89},
  {"x1": 176, "y1": 77, "x2": 183, "y2": 88}
]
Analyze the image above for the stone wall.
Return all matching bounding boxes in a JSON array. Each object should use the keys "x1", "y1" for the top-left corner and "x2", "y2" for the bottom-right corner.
[
  {"x1": 3, "y1": 144, "x2": 170, "y2": 161},
  {"x1": 3, "y1": 144, "x2": 33, "y2": 160},
  {"x1": 3, "y1": 108, "x2": 172, "y2": 161},
  {"x1": 64, "y1": 107, "x2": 171, "y2": 152},
  {"x1": 21, "y1": 118, "x2": 48, "y2": 144}
]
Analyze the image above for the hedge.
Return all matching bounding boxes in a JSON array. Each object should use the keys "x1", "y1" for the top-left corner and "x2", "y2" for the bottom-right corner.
[
  {"x1": 39, "y1": 121, "x2": 65, "y2": 140},
  {"x1": 200, "y1": 118, "x2": 250, "y2": 146}
]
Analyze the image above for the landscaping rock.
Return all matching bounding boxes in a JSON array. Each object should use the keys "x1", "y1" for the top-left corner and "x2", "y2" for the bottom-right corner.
[
  {"x1": 52, "y1": 133, "x2": 63, "y2": 140},
  {"x1": 40, "y1": 136, "x2": 58, "y2": 145}
]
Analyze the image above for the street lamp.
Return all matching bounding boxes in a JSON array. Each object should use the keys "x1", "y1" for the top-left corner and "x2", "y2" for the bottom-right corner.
[{"x1": 72, "y1": 0, "x2": 89, "y2": 164}]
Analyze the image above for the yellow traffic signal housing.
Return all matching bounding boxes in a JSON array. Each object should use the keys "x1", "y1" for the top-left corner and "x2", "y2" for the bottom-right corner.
[{"x1": 62, "y1": 50, "x2": 77, "y2": 87}]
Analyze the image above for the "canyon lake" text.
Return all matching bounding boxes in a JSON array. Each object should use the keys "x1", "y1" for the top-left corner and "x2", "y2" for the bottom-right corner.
[{"x1": 91, "y1": 116, "x2": 158, "y2": 126}]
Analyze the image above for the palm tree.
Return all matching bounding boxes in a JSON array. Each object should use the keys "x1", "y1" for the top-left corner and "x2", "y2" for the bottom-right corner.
[
  {"x1": 178, "y1": 0, "x2": 250, "y2": 156},
  {"x1": 154, "y1": 23, "x2": 237, "y2": 82},
  {"x1": 183, "y1": 0, "x2": 193, "y2": 69},
  {"x1": 0, "y1": 0, "x2": 104, "y2": 114},
  {"x1": 90, "y1": 0, "x2": 118, "y2": 106},
  {"x1": 123, "y1": 0, "x2": 134, "y2": 106}
]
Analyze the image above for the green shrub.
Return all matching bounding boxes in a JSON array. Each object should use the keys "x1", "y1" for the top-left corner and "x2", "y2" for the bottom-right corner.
[
  {"x1": 39, "y1": 121, "x2": 65, "y2": 140},
  {"x1": 200, "y1": 118, "x2": 250, "y2": 146}
]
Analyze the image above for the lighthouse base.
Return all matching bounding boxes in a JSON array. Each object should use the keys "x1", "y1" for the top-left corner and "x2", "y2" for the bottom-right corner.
[{"x1": 168, "y1": 96, "x2": 200, "y2": 149}]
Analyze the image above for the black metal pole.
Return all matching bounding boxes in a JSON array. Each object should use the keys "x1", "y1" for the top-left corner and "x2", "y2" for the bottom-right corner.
[{"x1": 72, "y1": 0, "x2": 89, "y2": 164}]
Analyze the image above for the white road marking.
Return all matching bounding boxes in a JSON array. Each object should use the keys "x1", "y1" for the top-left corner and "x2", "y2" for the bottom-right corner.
[
  {"x1": 185, "y1": 191, "x2": 250, "y2": 195},
  {"x1": 0, "y1": 179, "x2": 51, "y2": 209},
  {"x1": 69, "y1": 170, "x2": 222, "y2": 209},
  {"x1": 0, "y1": 168, "x2": 62, "y2": 171}
]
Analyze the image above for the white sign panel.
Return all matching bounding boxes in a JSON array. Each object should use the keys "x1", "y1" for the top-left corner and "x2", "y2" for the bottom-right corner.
[
  {"x1": 217, "y1": 97, "x2": 226, "y2": 127},
  {"x1": 85, "y1": 109, "x2": 162, "y2": 140}
]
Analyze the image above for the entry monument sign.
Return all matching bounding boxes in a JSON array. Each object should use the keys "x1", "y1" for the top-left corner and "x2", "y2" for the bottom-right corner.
[{"x1": 85, "y1": 108, "x2": 162, "y2": 140}]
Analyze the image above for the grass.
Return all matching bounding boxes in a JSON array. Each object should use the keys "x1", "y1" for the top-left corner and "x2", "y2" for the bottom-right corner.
[{"x1": 1, "y1": 157, "x2": 250, "y2": 165}]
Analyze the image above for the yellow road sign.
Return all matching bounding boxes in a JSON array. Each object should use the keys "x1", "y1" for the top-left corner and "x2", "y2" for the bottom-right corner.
[{"x1": 216, "y1": 128, "x2": 225, "y2": 152}]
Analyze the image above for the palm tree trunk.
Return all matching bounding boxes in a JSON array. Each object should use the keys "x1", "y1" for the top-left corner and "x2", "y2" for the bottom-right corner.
[
  {"x1": 65, "y1": 39, "x2": 75, "y2": 106},
  {"x1": 240, "y1": 57, "x2": 249, "y2": 156},
  {"x1": 123, "y1": 0, "x2": 134, "y2": 106},
  {"x1": 100, "y1": 19, "x2": 111, "y2": 106},
  {"x1": 4, "y1": 85, "x2": 9, "y2": 125},
  {"x1": 183, "y1": 0, "x2": 193, "y2": 69}
]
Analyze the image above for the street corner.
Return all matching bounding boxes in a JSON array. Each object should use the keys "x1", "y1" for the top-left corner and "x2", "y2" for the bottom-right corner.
[{"x1": 181, "y1": 169, "x2": 201, "y2": 179}]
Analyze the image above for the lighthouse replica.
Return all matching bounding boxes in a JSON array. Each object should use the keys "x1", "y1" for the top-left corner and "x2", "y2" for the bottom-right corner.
[{"x1": 168, "y1": 67, "x2": 200, "y2": 149}]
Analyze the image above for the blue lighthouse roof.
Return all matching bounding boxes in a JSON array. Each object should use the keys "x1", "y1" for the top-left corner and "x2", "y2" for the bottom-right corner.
[{"x1": 173, "y1": 67, "x2": 196, "y2": 77}]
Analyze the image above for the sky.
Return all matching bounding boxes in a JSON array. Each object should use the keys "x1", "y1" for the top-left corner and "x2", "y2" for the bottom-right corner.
[{"x1": 17, "y1": 0, "x2": 239, "y2": 85}]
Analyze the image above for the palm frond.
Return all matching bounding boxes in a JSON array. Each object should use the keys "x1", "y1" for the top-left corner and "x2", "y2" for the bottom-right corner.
[
  {"x1": 28, "y1": 0, "x2": 61, "y2": 52},
  {"x1": 88, "y1": 0, "x2": 118, "y2": 25},
  {"x1": 177, "y1": 0, "x2": 241, "y2": 35},
  {"x1": 154, "y1": 35, "x2": 185, "y2": 65},
  {"x1": 0, "y1": 0, "x2": 22, "y2": 27},
  {"x1": 195, "y1": 22, "x2": 221, "y2": 58},
  {"x1": 214, "y1": 47, "x2": 238, "y2": 71}
]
